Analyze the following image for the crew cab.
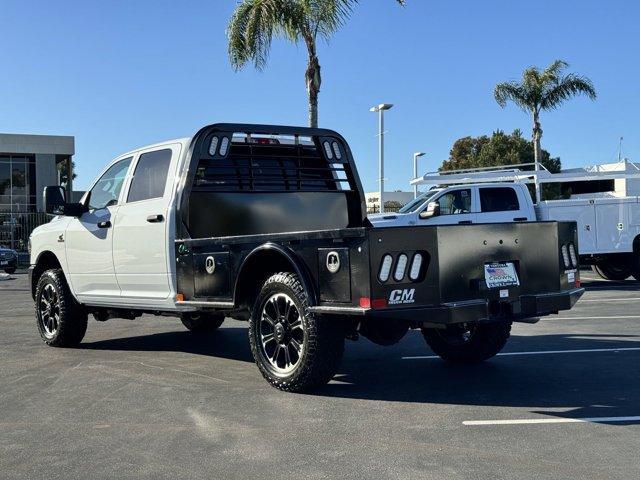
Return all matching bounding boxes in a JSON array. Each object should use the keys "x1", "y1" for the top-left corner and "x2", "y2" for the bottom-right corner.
[
  {"x1": 369, "y1": 183, "x2": 535, "y2": 227},
  {"x1": 29, "y1": 124, "x2": 583, "y2": 392}
]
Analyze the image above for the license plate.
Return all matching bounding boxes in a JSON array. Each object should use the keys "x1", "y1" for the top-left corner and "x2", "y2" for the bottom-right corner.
[
  {"x1": 485, "y1": 262, "x2": 519, "y2": 288},
  {"x1": 0, "y1": 261, "x2": 7, "y2": 266}
]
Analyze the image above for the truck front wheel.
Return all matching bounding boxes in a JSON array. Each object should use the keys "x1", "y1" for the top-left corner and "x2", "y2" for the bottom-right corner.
[
  {"x1": 35, "y1": 269, "x2": 87, "y2": 347},
  {"x1": 249, "y1": 272, "x2": 344, "y2": 392},
  {"x1": 181, "y1": 312, "x2": 224, "y2": 333},
  {"x1": 421, "y1": 321, "x2": 511, "y2": 364}
]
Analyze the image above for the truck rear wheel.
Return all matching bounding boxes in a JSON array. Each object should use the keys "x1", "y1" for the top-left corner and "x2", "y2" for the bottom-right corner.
[
  {"x1": 249, "y1": 272, "x2": 344, "y2": 392},
  {"x1": 591, "y1": 262, "x2": 630, "y2": 281},
  {"x1": 35, "y1": 269, "x2": 87, "y2": 347},
  {"x1": 181, "y1": 312, "x2": 224, "y2": 333},
  {"x1": 421, "y1": 321, "x2": 511, "y2": 364}
]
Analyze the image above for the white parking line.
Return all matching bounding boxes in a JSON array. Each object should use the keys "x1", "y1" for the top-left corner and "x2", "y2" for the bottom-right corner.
[
  {"x1": 463, "y1": 416, "x2": 640, "y2": 426},
  {"x1": 402, "y1": 346, "x2": 640, "y2": 360},
  {"x1": 584, "y1": 285, "x2": 640, "y2": 290},
  {"x1": 579, "y1": 297, "x2": 640, "y2": 302},
  {"x1": 552, "y1": 315, "x2": 640, "y2": 320}
]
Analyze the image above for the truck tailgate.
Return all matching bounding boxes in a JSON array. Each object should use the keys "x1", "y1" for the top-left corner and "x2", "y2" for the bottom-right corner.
[{"x1": 367, "y1": 221, "x2": 580, "y2": 313}]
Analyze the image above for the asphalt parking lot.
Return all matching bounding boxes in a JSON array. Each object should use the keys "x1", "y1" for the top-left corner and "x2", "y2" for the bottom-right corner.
[{"x1": 1, "y1": 270, "x2": 639, "y2": 480}]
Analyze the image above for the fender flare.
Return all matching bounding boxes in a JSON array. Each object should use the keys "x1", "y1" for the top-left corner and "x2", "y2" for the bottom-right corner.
[{"x1": 233, "y1": 242, "x2": 318, "y2": 307}]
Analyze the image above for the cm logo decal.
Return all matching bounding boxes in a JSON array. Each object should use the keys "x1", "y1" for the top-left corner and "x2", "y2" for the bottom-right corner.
[{"x1": 388, "y1": 288, "x2": 415, "y2": 305}]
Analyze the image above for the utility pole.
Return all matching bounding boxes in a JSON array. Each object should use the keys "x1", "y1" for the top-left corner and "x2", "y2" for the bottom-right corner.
[{"x1": 370, "y1": 103, "x2": 393, "y2": 213}]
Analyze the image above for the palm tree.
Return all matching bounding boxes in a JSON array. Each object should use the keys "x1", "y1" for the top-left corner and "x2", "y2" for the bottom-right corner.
[
  {"x1": 494, "y1": 60, "x2": 596, "y2": 201},
  {"x1": 227, "y1": 0, "x2": 405, "y2": 128}
]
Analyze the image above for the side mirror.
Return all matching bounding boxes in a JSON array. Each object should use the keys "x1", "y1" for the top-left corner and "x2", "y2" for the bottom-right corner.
[
  {"x1": 43, "y1": 186, "x2": 87, "y2": 217},
  {"x1": 44, "y1": 186, "x2": 66, "y2": 215},
  {"x1": 419, "y1": 201, "x2": 440, "y2": 220}
]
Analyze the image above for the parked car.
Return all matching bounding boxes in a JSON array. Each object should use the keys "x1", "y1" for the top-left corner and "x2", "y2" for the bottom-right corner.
[
  {"x1": 29, "y1": 124, "x2": 583, "y2": 392},
  {"x1": 0, "y1": 245, "x2": 18, "y2": 274}
]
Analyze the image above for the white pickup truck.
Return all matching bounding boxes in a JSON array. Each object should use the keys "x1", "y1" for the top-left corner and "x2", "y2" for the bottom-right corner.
[
  {"x1": 28, "y1": 123, "x2": 583, "y2": 392},
  {"x1": 370, "y1": 181, "x2": 640, "y2": 281}
]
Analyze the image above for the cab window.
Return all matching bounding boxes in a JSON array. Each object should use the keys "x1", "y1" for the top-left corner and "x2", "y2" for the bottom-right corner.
[
  {"x1": 87, "y1": 157, "x2": 132, "y2": 210},
  {"x1": 480, "y1": 187, "x2": 520, "y2": 212},
  {"x1": 436, "y1": 189, "x2": 471, "y2": 215},
  {"x1": 127, "y1": 149, "x2": 172, "y2": 203}
]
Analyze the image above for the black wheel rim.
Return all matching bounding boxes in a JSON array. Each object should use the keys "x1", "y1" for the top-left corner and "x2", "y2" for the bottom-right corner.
[
  {"x1": 258, "y1": 293, "x2": 305, "y2": 375},
  {"x1": 39, "y1": 284, "x2": 60, "y2": 339},
  {"x1": 437, "y1": 323, "x2": 476, "y2": 346}
]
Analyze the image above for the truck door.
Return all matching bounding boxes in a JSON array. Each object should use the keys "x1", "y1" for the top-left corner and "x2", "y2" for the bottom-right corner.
[
  {"x1": 476, "y1": 186, "x2": 528, "y2": 223},
  {"x1": 65, "y1": 157, "x2": 133, "y2": 299},
  {"x1": 112, "y1": 146, "x2": 179, "y2": 299},
  {"x1": 420, "y1": 188, "x2": 476, "y2": 225}
]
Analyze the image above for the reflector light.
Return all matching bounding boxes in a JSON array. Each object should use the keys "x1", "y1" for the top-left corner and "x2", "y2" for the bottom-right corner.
[
  {"x1": 359, "y1": 297, "x2": 371, "y2": 308},
  {"x1": 219, "y1": 137, "x2": 230, "y2": 156},
  {"x1": 394, "y1": 254, "x2": 408, "y2": 281},
  {"x1": 176, "y1": 293, "x2": 185, "y2": 302},
  {"x1": 568, "y1": 243, "x2": 578, "y2": 268},
  {"x1": 332, "y1": 142, "x2": 342, "y2": 159},
  {"x1": 379, "y1": 254, "x2": 393, "y2": 282},
  {"x1": 209, "y1": 136, "x2": 219, "y2": 155},
  {"x1": 561, "y1": 244, "x2": 571, "y2": 269},
  {"x1": 409, "y1": 253, "x2": 423, "y2": 280},
  {"x1": 323, "y1": 141, "x2": 334, "y2": 159}
]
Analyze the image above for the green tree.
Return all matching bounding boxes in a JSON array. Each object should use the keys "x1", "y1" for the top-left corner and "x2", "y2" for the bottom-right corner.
[
  {"x1": 227, "y1": 0, "x2": 405, "y2": 128},
  {"x1": 57, "y1": 160, "x2": 77, "y2": 189},
  {"x1": 494, "y1": 60, "x2": 596, "y2": 200},
  {"x1": 441, "y1": 130, "x2": 562, "y2": 200}
]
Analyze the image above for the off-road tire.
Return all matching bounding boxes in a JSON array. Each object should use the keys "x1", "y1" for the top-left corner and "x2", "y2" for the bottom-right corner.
[
  {"x1": 181, "y1": 312, "x2": 225, "y2": 333},
  {"x1": 35, "y1": 269, "x2": 87, "y2": 347},
  {"x1": 249, "y1": 272, "x2": 344, "y2": 392},
  {"x1": 4, "y1": 267, "x2": 16, "y2": 274},
  {"x1": 422, "y1": 321, "x2": 512, "y2": 364},
  {"x1": 592, "y1": 262, "x2": 630, "y2": 281}
]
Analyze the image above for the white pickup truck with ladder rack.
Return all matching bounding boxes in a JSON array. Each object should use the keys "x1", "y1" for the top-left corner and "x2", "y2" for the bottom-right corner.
[{"x1": 370, "y1": 161, "x2": 640, "y2": 281}]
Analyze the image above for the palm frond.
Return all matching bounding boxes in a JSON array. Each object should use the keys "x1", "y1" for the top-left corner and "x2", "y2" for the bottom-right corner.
[
  {"x1": 494, "y1": 81, "x2": 530, "y2": 112},
  {"x1": 300, "y1": 0, "x2": 357, "y2": 41},
  {"x1": 227, "y1": 0, "x2": 291, "y2": 70},
  {"x1": 543, "y1": 59, "x2": 568, "y2": 80},
  {"x1": 541, "y1": 73, "x2": 597, "y2": 110}
]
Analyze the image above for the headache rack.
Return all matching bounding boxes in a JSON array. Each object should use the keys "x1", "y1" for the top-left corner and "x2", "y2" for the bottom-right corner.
[
  {"x1": 192, "y1": 131, "x2": 355, "y2": 193},
  {"x1": 178, "y1": 123, "x2": 367, "y2": 239}
]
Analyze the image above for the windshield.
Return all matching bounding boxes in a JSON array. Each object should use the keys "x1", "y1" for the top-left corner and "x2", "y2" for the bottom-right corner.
[{"x1": 398, "y1": 189, "x2": 440, "y2": 213}]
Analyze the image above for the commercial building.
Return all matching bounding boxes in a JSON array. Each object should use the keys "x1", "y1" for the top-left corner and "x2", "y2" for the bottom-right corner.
[
  {"x1": 365, "y1": 190, "x2": 413, "y2": 212},
  {"x1": 0, "y1": 133, "x2": 74, "y2": 250}
]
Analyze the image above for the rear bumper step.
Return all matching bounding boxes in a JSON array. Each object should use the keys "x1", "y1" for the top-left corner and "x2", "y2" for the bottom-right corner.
[{"x1": 312, "y1": 288, "x2": 585, "y2": 325}]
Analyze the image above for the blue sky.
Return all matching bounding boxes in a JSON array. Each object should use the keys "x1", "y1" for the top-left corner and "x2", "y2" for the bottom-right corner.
[{"x1": 1, "y1": 0, "x2": 638, "y2": 191}]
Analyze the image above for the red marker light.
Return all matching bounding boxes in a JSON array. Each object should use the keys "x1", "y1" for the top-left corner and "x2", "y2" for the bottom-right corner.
[{"x1": 359, "y1": 297, "x2": 371, "y2": 308}]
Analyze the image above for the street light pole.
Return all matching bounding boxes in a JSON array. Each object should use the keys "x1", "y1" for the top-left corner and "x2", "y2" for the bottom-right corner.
[
  {"x1": 370, "y1": 103, "x2": 393, "y2": 213},
  {"x1": 413, "y1": 151, "x2": 425, "y2": 199}
]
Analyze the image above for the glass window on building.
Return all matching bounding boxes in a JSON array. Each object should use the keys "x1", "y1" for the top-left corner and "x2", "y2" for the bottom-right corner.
[{"x1": 0, "y1": 154, "x2": 36, "y2": 213}]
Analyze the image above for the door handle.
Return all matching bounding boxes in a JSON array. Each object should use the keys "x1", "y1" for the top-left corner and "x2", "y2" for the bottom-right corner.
[
  {"x1": 147, "y1": 214, "x2": 164, "y2": 223},
  {"x1": 97, "y1": 220, "x2": 111, "y2": 229},
  {"x1": 513, "y1": 217, "x2": 527, "y2": 222},
  {"x1": 458, "y1": 220, "x2": 473, "y2": 224}
]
